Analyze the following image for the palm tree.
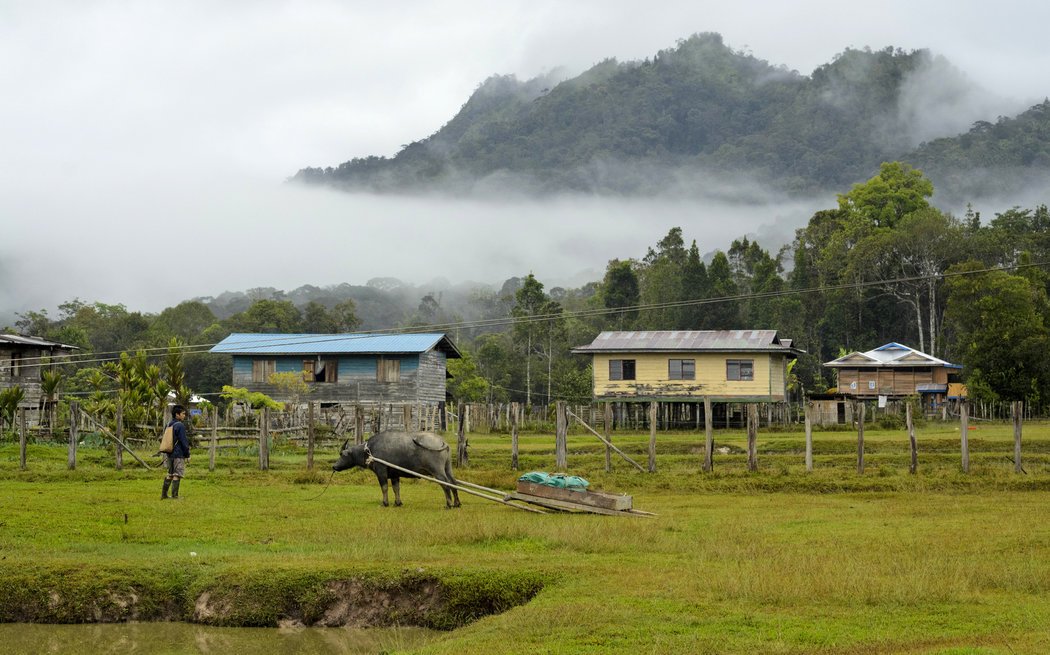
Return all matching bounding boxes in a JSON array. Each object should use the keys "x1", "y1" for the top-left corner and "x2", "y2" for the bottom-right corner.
[{"x1": 40, "y1": 369, "x2": 64, "y2": 436}]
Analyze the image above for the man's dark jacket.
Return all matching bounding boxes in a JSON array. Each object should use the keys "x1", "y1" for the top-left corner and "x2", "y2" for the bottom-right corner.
[{"x1": 168, "y1": 419, "x2": 190, "y2": 459}]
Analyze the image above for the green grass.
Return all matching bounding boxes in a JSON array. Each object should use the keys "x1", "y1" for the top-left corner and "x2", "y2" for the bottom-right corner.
[{"x1": 1, "y1": 421, "x2": 1049, "y2": 653}]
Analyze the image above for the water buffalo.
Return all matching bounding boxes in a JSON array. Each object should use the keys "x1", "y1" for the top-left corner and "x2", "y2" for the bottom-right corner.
[{"x1": 333, "y1": 431, "x2": 462, "y2": 508}]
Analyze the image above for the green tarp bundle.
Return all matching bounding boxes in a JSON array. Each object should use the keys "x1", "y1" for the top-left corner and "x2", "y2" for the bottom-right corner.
[{"x1": 518, "y1": 471, "x2": 590, "y2": 490}]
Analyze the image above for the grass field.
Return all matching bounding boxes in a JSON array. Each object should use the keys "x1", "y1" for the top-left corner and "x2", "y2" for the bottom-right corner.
[{"x1": 1, "y1": 420, "x2": 1049, "y2": 654}]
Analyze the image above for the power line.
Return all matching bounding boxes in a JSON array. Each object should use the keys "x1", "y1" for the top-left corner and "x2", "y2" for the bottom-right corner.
[{"x1": 9, "y1": 259, "x2": 1050, "y2": 369}]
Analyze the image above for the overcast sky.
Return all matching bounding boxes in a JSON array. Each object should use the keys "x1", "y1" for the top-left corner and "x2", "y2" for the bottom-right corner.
[{"x1": 3, "y1": 0, "x2": 1050, "y2": 317}]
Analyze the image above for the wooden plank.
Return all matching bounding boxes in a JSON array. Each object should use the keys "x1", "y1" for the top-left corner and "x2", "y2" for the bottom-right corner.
[
  {"x1": 515, "y1": 481, "x2": 631, "y2": 510},
  {"x1": 506, "y1": 492, "x2": 649, "y2": 518},
  {"x1": 566, "y1": 409, "x2": 646, "y2": 473}
]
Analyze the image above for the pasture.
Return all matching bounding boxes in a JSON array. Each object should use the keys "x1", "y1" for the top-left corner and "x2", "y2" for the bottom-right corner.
[{"x1": 1, "y1": 420, "x2": 1049, "y2": 654}]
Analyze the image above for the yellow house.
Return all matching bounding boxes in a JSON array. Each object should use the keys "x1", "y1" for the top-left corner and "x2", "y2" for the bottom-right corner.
[{"x1": 572, "y1": 330, "x2": 799, "y2": 402}]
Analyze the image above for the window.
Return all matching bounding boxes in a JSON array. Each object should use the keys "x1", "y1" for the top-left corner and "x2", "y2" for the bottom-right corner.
[
  {"x1": 315, "y1": 359, "x2": 338, "y2": 383},
  {"x1": 252, "y1": 359, "x2": 275, "y2": 383},
  {"x1": 11, "y1": 352, "x2": 23, "y2": 377},
  {"x1": 609, "y1": 359, "x2": 636, "y2": 381},
  {"x1": 302, "y1": 360, "x2": 315, "y2": 382},
  {"x1": 668, "y1": 359, "x2": 695, "y2": 380},
  {"x1": 377, "y1": 356, "x2": 400, "y2": 383},
  {"x1": 726, "y1": 359, "x2": 754, "y2": 381}
]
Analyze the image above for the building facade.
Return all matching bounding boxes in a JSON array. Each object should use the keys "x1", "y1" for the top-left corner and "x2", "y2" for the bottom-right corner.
[
  {"x1": 823, "y1": 342, "x2": 964, "y2": 411},
  {"x1": 572, "y1": 330, "x2": 799, "y2": 403},
  {"x1": 0, "y1": 334, "x2": 78, "y2": 410},
  {"x1": 210, "y1": 333, "x2": 460, "y2": 405}
]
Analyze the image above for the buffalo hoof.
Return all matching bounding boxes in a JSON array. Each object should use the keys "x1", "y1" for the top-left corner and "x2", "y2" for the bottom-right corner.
[
  {"x1": 381, "y1": 501, "x2": 389, "y2": 507},
  {"x1": 394, "y1": 501, "x2": 403, "y2": 507}
]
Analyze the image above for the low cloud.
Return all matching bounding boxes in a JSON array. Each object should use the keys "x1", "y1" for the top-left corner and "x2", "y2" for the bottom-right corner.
[{"x1": 1, "y1": 172, "x2": 831, "y2": 316}]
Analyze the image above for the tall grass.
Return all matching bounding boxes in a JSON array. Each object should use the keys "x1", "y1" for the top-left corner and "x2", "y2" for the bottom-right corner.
[{"x1": 1, "y1": 422, "x2": 1049, "y2": 653}]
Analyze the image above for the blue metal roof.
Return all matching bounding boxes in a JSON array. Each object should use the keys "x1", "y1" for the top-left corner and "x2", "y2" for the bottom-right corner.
[{"x1": 210, "y1": 333, "x2": 460, "y2": 357}]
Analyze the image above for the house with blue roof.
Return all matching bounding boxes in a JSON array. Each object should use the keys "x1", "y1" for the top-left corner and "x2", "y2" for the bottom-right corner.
[
  {"x1": 209, "y1": 332, "x2": 461, "y2": 406},
  {"x1": 824, "y1": 342, "x2": 965, "y2": 411}
]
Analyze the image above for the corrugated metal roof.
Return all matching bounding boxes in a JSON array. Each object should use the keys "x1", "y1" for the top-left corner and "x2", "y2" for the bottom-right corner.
[
  {"x1": 0, "y1": 334, "x2": 79, "y2": 350},
  {"x1": 572, "y1": 330, "x2": 796, "y2": 353},
  {"x1": 825, "y1": 343, "x2": 957, "y2": 368},
  {"x1": 209, "y1": 333, "x2": 460, "y2": 357}
]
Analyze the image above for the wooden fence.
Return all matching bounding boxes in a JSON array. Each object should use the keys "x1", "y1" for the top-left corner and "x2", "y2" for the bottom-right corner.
[{"x1": 10, "y1": 399, "x2": 1036, "y2": 477}]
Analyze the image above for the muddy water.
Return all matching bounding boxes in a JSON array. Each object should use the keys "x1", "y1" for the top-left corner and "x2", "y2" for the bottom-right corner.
[{"x1": 0, "y1": 622, "x2": 441, "y2": 654}]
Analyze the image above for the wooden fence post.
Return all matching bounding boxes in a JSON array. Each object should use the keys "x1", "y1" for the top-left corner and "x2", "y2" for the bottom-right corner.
[
  {"x1": 18, "y1": 408, "x2": 27, "y2": 471},
  {"x1": 209, "y1": 406, "x2": 218, "y2": 472},
  {"x1": 259, "y1": 407, "x2": 269, "y2": 471},
  {"x1": 510, "y1": 402, "x2": 519, "y2": 470},
  {"x1": 1013, "y1": 400, "x2": 1023, "y2": 473},
  {"x1": 114, "y1": 402, "x2": 124, "y2": 470},
  {"x1": 747, "y1": 403, "x2": 758, "y2": 472},
  {"x1": 457, "y1": 401, "x2": 468, "y2": 467},
  {"x1": 68, "y1": 401, "x2": 78, "y2": 470},
  {"x1": 603, "y1": 402, "x2": 613, "y2": 473},
  {"x1": 856, "y1": 401, "x2": 865, "y2": 474},
  {"x1": 804, "y1": 402, "x2": 813, "y2": 472},
  {"x1": 307, "y1": 401, "x2": 316, "y2": 470},
  {"x1": 555, "y1": 401, "x2": 567, "y2": 470},
  {"x1": 403, "y1": 404, "x2": 412, "y2": 432},
  {"x1": 648, "y1": 401, "x2": 657, "y2": 473},
  {"x1": 355, "y1": 404, "x2": 365, "y2": 445},
  {"x1": 960, "y1": 400, "x2": 970, "y2": 473},
  {"x1": 907, "y1": 402, "x2": 917, "y2": 474},
  {"x1": 703, "y1": 396, "x2": 714, "y2": 472}
]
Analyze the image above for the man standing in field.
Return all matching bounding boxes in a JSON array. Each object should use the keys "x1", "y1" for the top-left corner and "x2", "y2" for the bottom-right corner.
[{"x1": 162, "y1": 405, "x2": 190, "y2": 500}]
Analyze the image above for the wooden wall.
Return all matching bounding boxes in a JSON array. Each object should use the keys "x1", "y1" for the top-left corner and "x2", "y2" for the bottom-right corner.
[
  {"x1": 590, "y1": 351, "x2": 788, "y2": 401},
  {"x1": 230, "y1": 350, "x2": 447, "y2": 404},
  {"x1": 835, "y1": 367, "x2": 948, "y2": 396}
]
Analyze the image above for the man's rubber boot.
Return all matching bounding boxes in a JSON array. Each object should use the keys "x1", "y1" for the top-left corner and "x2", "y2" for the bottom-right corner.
[
  {"x1": 171, "y1": 479, "x2": 181, "y2": 499},
  {"x1": 162, "y1": 478, "x2": 172, "y2": 499}
]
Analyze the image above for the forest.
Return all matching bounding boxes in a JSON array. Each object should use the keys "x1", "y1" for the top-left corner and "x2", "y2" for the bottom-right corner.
[
  {"x1": 291, "y1": 33, "x2": 1050, "y2": 205},
  {"x1": 6, "y1": 162, "x2": 1050, "y2": 421}
]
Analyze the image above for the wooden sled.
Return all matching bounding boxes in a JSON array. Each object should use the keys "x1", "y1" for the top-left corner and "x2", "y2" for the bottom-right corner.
[{"x1": 506, "y1": 481, "x2": 655, "y2": 518}]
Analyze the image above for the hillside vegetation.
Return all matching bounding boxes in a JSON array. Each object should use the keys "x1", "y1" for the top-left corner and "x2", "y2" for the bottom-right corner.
[{"x1": 291, "y1": 33, "x2": 1050, "y2": 201}]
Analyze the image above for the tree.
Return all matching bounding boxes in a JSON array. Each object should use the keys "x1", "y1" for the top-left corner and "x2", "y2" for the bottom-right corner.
[
  {"x1": 231, "y1": 300, "x2": 302, "y2": 333},
  {"x1": 944, "y1": 261, "x2": 1050, "y2": 402},
  {"x1": 164, "y1": 338, "x2": 192, "y2": 407},
  {"x1": 536, "y1": 299, "x2": 565, "y2": 404},
  {"x1": 474, "y1": 333, "x2": 513, "y2": 403},
  {"x1": 149, "y1": 301, "x2": 216, "y2": 342},
  {"x1": 40, "y1": 368, "x2": 64, "y2": 432},
  {"x1": 220, "y1": 385, "x2": 283, "y2": 412},
  {"x1": 600, "y1": 260, "x2": 640, "y2": 329},
  {"x1": 267, "y1": 371, "x2": 311, "y2": 417},
  {"x1": 846, "y1": 208, "x2": 965, "y2": 354},
  {"x1": 0, "y1": 386, "x2": 24, "y2": 432},
  {"x1": 302, "y1": 301, "x2": 339, "y2": 333},
  {"x1": 702, "y1": 251, "x2": 739, "y2": 328},
  {"x1": 679, "y1": 241, "x2": 709, "y2": 329},
  {"x1": 447, "y1": 351, "x2": 490, "y2": 402},
  {"x1": 837, "y1": 161, "x2": 933, "y2": 230},
  {"x1": 331, "y1": 299, "x2": 361, "y2": 332},
  {"x1": 511, "y1": 274, "x2": 548, "y2": 406},
  {"x1": 638, "y1": 227, "x2": 689, "y2": 328}
]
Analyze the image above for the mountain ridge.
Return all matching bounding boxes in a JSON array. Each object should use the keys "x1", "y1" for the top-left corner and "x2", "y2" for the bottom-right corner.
[{"x1": 291, "y1": 32, "x2": 1045, "y2": 203}]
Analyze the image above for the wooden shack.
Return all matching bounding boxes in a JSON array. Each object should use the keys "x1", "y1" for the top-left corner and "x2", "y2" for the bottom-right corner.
[
  {"x1": 823, "y1": 342, "x2": 964, "y2": 413},
  {"x1": 0, "y1": 334, "x2": 78, "y2": 411},
  {"x1": 209, "y1": 332, "x2": 460, "y2": 407}
]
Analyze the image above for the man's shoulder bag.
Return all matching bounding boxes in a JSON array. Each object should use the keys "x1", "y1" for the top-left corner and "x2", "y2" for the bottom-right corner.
[{"x1": 159, "y1": 425, "x2": 174, "y2": 454}]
